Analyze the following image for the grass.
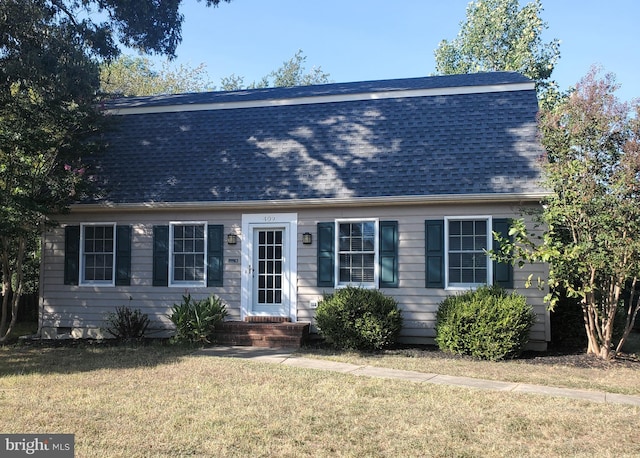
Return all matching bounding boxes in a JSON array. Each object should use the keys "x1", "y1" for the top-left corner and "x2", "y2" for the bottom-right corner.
[{"x1": 0, "y1": 341, "x2": 639, "y2": 457}]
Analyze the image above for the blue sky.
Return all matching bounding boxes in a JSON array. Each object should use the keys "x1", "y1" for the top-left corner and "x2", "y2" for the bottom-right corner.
[{"x1": 167, "y1": 0, "x2": 639, "y2": 102}]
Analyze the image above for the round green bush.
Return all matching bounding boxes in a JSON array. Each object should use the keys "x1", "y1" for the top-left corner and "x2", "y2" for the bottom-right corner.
[
  {"x1": 435, "y1": 285, "x2": 536, "y2": 360},
  {"x1": 315, "y1": 286, "x2": 403, "y2": 351}
]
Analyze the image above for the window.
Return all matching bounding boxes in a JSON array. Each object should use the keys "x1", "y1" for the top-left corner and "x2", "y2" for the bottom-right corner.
[
  {"x1": 170, "y1": 223, "x2": 206, "y2": 286},
  {"x1": 80, "y1": 224, "x2": 116, "y2": 285},
  {"x1": 337, "y1": 220, "x2": 378, "y2": 287},
  {"x1": 445, "y1": 217, "x2": 492, "y2": 288}
]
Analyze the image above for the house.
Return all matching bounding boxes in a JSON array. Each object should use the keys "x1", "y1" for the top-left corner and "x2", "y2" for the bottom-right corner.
[{"x1": 39, "y1": 71, "x2": 550, "y2": 349}]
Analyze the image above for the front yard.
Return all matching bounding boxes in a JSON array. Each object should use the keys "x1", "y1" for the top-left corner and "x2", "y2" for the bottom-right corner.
[{"x1": 1, "y1": 341, "x2": 638, "y2": 457}]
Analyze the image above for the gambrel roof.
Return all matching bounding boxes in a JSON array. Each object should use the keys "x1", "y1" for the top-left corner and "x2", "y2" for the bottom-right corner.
[{"x1": 87, "y1": 72, "x2": 546, "y2": 208}]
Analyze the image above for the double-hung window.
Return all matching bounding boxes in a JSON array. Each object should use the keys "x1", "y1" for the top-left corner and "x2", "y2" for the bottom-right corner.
[
  {"x1": 446, "y1": 217, "x2": 492, "y2": 288},
  {"x1": 337, "y1": 220, "x2": 378, "y2": 287},
  {"x1": 80, "y1": 223, "x2": 116, "y2": 286},
  {"x1": 171, "y1": 223, "x2": 206, "y2": 286}
]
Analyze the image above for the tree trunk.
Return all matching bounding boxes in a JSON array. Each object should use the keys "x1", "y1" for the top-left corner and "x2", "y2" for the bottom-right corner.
[
  {"x1": 0, "y1": 235, "x2": 25, "y2": 343},
  {"x1": 582, "y1": 302, "x2": 601, "y2": 356},
  {"x1": 0, "y1": 237, "x2": 12, "y2": 338},
  {"x1": 615, "y1": 277, "x2": 640, "y2": 354}
]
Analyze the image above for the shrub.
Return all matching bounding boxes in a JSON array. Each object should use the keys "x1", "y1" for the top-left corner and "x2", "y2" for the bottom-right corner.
[
  {"x1": 104, "y1": 305, "x2": 150, "y2": 341},
  {"x1": 435, "y1": 285, "x2": 535, "y2": 361},
  {"x1": 169, "y1": 293, "x2": 228, "y2": 344},
  {"x1": 315, "y1": 286, "x2": 403, "y2": 351}
]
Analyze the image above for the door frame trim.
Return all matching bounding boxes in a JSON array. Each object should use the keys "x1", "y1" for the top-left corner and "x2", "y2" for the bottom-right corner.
[{"x1": 240, "y1": 213, "x2": 298, "y2": 322}]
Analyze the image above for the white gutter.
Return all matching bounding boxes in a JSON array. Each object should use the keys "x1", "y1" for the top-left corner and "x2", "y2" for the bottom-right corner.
[
  {"x1": 106, "y1": 82, "x2": 535, "y2": 116},
  {"x1": 69, "y1": 192, "x2": 550, "y2": 213}
]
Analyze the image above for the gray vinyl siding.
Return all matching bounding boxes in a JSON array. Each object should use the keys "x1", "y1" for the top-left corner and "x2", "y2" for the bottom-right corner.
[
  {"x1": 40, "y1": 210, "x2": 243, "y2": 338},
  {"x1": 40, "y1": 202, "x2": 549, "y2": 348}
]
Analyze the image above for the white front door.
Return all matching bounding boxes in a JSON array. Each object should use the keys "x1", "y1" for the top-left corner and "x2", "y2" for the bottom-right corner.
[{"x1": 241, "y1": 214, "x2": 297, "y2": 321}]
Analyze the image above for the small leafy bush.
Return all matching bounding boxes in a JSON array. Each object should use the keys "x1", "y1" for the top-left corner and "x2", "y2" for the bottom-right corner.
[
  {"x1": 169, "y1": 293, "x2": 228, "y2": 344},
  {"x1": 315, "y1": 286, "x2": 403, "y2": 351},
  {"x1": 435, "y1": 285, "x2": 535, "y2": 361},
  {"x1": 104, "y1": 305, "x2": 150, "y2": 341}
]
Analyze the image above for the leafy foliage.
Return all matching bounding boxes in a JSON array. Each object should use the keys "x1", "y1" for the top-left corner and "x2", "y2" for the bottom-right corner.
[
  {"x1": 434, "y1": 0, "x2": 560, "y2": 100},
  {"x1": 494, "y1": 67, "x2": 640, "y2": 359},
  {"x1": 220, "y1": 50, "x2": 331, "y2": 90},
  {"x1": 315, "y1": 286, "x2": 403, "y2": 351},
  {"x1": 1, "y1": 0, "x2": 230, "y2": 341},
  {"x1": 169, "y1": 294, "x2": 228, "y2": 344},
  {"x1": 435, "y1": 286, "x2": 535, "y2": 361},
  {"x1": 101, "y1": 55, "x2": 214, "y2": 96},
  {"x1": 104, "y1": 305, "x2": 151, "y2": 341},
  {"x1": 0, "y1": 1, "x2": 105, "y2": 340}
]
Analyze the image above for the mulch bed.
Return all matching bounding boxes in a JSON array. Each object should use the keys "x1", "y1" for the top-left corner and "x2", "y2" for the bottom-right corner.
[
  {"x1": 518, "y1": 348, "x2": 640, "y2": 369},
  {"x1": 384, "y1": 345, "x2": 640, "y2": 370}
]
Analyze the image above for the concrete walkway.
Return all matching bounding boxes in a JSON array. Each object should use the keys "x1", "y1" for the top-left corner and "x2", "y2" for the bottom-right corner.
[{"x1": 197, "y1": 346, "x2": 640, "y2": 407}]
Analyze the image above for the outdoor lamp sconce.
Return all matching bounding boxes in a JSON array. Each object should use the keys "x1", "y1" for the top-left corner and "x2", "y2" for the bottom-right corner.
[
  {"x1": 227, "y1": 233, "x2": 238, "y2": 245},
  {"x1": 302, "y1": 232, "x2": 313, "y2": 245}
]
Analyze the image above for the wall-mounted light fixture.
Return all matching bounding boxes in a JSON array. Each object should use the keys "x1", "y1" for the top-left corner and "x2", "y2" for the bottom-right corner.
[
  {"x1": 227, "y1": 233, "x2": 238, "y2": 245},
  {"x1": 302, "y1": 232, "x2": 313, "y2": 245}
]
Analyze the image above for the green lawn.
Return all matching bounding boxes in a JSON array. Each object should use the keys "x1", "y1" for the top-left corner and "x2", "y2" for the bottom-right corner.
[{"x1": 0, "y1": 342, "x2": 638, "y2": 457}]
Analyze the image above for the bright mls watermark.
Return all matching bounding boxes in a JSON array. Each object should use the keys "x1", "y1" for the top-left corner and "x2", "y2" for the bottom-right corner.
[{"x1": 0, "y1": 434, "x2": 74, "y2": 457}]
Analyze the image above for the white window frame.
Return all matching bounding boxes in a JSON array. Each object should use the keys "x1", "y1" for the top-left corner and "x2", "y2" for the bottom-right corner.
[
  {"x1": 169, "y1": 221, "x2": 208, "y2": 287},
  {"x1": 335, "y1": 218, "x2": 379, "y2": 289},
  {"x1": 79, "y1": 222, "x2": 116, "y2": 287},
  {"x1": 444, "y1": 216, "x2": 493, "y2": 290}
]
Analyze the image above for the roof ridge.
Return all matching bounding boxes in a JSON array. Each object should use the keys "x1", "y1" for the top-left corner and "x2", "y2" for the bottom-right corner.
[
  {"x1": 105, "y1": 72, "x2": 535, "y2": 116},
  {"x1": 104, "y1": 71, "x2": 533, "y2": 113}
]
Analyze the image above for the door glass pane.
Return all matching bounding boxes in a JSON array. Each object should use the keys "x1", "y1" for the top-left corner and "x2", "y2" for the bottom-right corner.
[{"x1": 256, "y1": 229, "x2": 284, "y2": 305}]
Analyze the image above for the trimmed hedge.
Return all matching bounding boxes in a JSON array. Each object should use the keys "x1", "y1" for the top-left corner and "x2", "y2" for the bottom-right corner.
[
  {"x1": 435, "y1": 285, "x2": 535, "y2": 360},
  {"x1": 315, "y1": 286, "x2": 403, "y2": 351}
]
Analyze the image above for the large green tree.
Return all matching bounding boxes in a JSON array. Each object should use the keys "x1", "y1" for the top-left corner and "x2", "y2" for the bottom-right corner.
[
  {"x1": 0, "y1": 0, "x2": 230, "y2": 341},
  {"x1": 220, "y1": 50, "x2": 331, "y2": 91},
  {"x1": 101, "y1": 55, "x2": 214, "y2": 96},
  {"x1": 434, "y1": 0, "x2": 560, "y2": 99},
  {"x1": 496, "y1": 68, "x2": 640, "y2": 360}
]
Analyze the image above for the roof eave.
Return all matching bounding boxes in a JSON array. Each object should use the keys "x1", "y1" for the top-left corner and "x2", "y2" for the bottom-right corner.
[{"x1": 68, "y1": 192, "x2": 550, "y2": 213}]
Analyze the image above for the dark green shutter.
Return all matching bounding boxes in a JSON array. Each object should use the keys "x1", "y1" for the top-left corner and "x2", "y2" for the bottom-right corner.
[
  {"x1": 152, "y1": 225, "x2": 169, "y2": 287},
  {"x1": 317, "y1": 222, "x2": 335, "y2": 287},
  {"x1": 379, "y1": 221, "x2": 399, "y2": 288},
  {"x1": 207, "y1": 224, "x2": 224, "y2": 287},
  {"x1": 425, "y1": 220, "x2": 445, "y2": 288},
  {"x1": 492, "y1": 218, "x2": 514, "y2": 289},
  {"x1": 64, "y1": 225, "x2": 80, "y2": 285},
  {"x1": 115, "y1": 225, "x2": 132, "y2": 286}
]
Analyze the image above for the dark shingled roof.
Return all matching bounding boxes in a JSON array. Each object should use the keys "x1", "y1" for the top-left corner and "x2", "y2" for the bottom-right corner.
[{"x1": 88, "y1": 72, "x2": 546, "y2": 205}]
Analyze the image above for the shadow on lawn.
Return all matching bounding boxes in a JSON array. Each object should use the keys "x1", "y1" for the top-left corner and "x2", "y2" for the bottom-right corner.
[{"x1": 0, "y1": 339, "x2": 197, "y2": 376}]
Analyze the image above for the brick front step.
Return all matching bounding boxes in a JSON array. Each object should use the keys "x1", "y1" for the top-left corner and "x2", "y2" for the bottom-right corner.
[{"x1": 214, "y1": 321, "x2": 310, "y2": 348}]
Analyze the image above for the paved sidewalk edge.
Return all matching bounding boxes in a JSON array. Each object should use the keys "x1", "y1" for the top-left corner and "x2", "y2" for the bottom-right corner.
[{"x1": 197, "y1": 347, "x2": 640, "y2": 407}]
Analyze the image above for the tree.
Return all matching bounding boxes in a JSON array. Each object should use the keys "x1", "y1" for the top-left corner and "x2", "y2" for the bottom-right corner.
[
  {"x1": 220, "y1": 50, "x2": 331, "y2": 91},
  {"x1": 0, "y1": 1, "x2": 105, "y2": 340},
  {"x1": 0, "y1": 0, "x2": 230, "y2": 341},
  {"x1": 101, "y1": 55, "x2": 214, "y2": 96},
  {"x1": 495, "y1": 68, "x2": 640, "y2": 359},
  {"x1": 434, "y1": 0, "x2": 560, "y2": 99}
]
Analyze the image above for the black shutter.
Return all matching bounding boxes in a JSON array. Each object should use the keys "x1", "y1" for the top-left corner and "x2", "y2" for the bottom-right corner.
[
  {"x1": 152, "y1": 225, "x2": 169, "y2": 286},
  {"x1": 492, "y1": 218, "x2": 514, "y2": 289},
  {"x1": 379, "y1": 221, "x2": 399, "y2": 288},
  {"x1": 425, "y1": 220, "x2": 445, "y2": 288},
  {"x1": 207, "y1": 224, "x2": 224, "y2": 287},
  {"x1": 115, "y1": 225, "x2": 132, "y2": 286},
  {"x1": 317, "y1": 222, "x2": 335, "y2": 287},
  {"x1": 64, "y1": 226, "x2": 80, "y2": 285}
]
